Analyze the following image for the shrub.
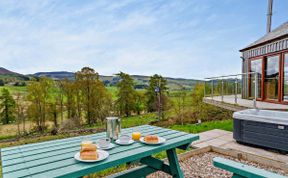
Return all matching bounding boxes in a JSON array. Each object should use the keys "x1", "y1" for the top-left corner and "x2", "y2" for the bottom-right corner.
[{"x1": 59, "y1": 117, "x2": 81, "y2": 131}]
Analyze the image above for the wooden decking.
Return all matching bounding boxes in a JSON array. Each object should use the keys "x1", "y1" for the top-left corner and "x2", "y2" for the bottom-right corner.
[{"x1": 203, "y1": 95, "x2": 288, "y2": 111}]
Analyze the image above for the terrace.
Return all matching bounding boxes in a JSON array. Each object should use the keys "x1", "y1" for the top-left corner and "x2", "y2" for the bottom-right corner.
[{"x1": 203, "y1": 73, "x2": 288, "y2": 111}]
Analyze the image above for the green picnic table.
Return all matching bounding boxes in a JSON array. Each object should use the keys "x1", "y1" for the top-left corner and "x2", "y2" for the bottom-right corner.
[{"x1": 0, "y1": 125, "x2": 198, "y2": 178}]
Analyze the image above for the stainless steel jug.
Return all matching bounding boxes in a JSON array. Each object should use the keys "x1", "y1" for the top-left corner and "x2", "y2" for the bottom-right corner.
[{"x1": 106, "y1": 117, "x2": 121, "y2": 141}]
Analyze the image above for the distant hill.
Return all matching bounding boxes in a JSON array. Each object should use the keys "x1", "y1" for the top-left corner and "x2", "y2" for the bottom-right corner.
[
  {"x1": 0, "y1": 67, "x2": 29, "y2": 82},
  {"x1": 33, "y1": 71, "x2": 201, "y2": 90},
  {"x1": 1, "y1": 68, "x2": 201, "y2": 89},
  {"x1": 34, "y1": 71, "x2": 75, "y2": 80},
  {"x1": 0, "y1": 67, "x2": 20, "y2": 75}
]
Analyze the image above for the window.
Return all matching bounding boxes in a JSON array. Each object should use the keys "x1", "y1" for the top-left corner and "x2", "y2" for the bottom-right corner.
[
  {"x1": 264, "y1": 56, "x2": 280, "y2": 100},
  {"x1": 250, "y1": 59, "x2": 262, "y2": 98}
]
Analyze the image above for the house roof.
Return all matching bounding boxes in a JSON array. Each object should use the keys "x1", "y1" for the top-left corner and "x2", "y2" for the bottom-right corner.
[{"x1": 240, "y1": 21, "x2": 288, "y2": 51}]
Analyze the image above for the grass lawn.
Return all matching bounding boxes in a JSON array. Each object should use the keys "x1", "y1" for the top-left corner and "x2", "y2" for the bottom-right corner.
[
  {"x1": 121, "y1": 113, "x2": 158, "y2": 128},
  {"x1": 169, "y1": 119, "x2": 233, "y2": 133}
]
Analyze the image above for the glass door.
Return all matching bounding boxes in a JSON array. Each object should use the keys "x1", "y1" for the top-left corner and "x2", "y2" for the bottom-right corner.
[
  {"x1": 250, "y1": 59, "x2": 262, "y2": 99},
  {"x1": 284, "y1": 54, "x2": 288, "y2": 102},
  {"x1": 264, "y1": 55, "x2": 280, "y2": 100}
]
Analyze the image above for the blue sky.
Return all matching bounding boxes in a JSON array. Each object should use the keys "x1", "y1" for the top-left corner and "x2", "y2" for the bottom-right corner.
[{"x1": 0, "y1": 0, "x2": 287, "y2": 79}]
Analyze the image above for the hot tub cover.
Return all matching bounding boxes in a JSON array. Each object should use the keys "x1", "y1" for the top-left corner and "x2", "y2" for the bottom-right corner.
[{"x1": 233, "y1": 109, "x2": 288, "y2": 126}]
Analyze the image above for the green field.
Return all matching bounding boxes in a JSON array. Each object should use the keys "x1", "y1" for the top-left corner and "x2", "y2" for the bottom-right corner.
[
  {"x1": 170, "y1": 119, "x2": 233, "y2": 133},
  {"x1": 0, "y1": 86, "x2": 27, "y2": 94},
  {"x1": 0, "y1": 85, "x2": 189, "y2": 96},
  {"x1": 0, "y1": 86, "x2": 137, "y2": 100},
  {"x1": 106, "y1": 86, "x2": 118, "y2": 99}
]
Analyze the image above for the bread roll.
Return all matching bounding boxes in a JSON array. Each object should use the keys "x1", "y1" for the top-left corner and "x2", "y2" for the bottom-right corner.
[{"x1": 144, "y1": 135, "x2": 159, "y2": 143}]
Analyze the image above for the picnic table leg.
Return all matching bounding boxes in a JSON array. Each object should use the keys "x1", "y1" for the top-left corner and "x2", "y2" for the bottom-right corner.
[{"x1": 166, "y1": 148, "x2": 184, "y2": 178}]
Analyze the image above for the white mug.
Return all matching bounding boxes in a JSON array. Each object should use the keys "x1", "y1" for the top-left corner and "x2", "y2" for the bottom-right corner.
[
  {"x1": 119, "y1": 135, "x2": 131, "y2": 143},
  {"x1": 97, "y1": 138, "x2": 110, "y2": 148}
]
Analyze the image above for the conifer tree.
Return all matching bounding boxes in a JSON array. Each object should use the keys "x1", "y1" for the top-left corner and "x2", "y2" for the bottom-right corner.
[{"x1": 0, "y1": 88, "x2": 16, "y2": 124}]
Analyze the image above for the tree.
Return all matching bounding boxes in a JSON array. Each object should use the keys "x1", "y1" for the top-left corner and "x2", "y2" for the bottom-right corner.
[
  {"x1": 173, "y1": 88, "x2": 187, "y2": 125},
  {"x1": 61, "y1": 79, "x2": 78, "y2": 119},
  {"x1": 27, "y1": 77, "x2": 53, "y2": 132},
  {"x1": 0, "y1": 88, "x2": 16, "y2": 124},
  {"x1": 56, "y1": 81, "x2": 65, "y2": 123},
  {"x1": 76, "y1": 67, "x2": 112, "y2": 125},
  {"x1": 134, "y1": 91, "x2": 146, "y2": 115},
  {"x1": 146, "y1": 74, "x2": 169, "y2": 119},
  {"x1": 116, "y1": 72, "x2": 136, "y2": 117},
  {"x1": 76, "y1": 67, "x2": 96, "y2": 125},
  {"x1": 15, "y1": 92, "x2": 25, "y2": 135},
  {"x1": 191, "y1": 83, "x2": 210, "y2": 121},
  {"x1": 48, "y1": 101, "x2": 58, "y2": 128},
  {"x1": 91, "y1": 78, "x2": 112, "y2": 123},
  {"x1": 0, "y1": 79, "x2": 4, "y2": 86}
]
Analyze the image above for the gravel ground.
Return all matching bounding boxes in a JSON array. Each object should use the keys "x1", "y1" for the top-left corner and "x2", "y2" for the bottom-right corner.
[{"x1": 148, "y1": 152, "x2": 288, "y2": 178}]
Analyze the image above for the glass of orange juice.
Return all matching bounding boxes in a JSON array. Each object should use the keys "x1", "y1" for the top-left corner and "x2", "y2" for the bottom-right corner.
[{"x1": 132, "y1": 132, "x2": 141, "y2": 141}]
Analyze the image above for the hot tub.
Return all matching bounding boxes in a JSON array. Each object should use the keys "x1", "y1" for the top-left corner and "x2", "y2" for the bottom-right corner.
[{"x1": 233, "y1": 109, "x2": 288, "y2": 153}]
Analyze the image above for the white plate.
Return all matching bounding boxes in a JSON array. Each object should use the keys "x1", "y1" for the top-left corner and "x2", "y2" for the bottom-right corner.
[
  {"x1": 140, "y1": 136, "x2": 166, "y2": 145},
  {"x1": 74, "y1": 150, "x2": 109, "y2": 162},
  {"x1": 115, "y1": 139, "x2": 134, "y2": 145},
  {"x1": 96, "y1": 143, "x2": 115, "y2": 150}
]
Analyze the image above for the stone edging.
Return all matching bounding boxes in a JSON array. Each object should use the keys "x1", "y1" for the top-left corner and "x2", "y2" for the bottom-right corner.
[{"x1": 176, "y1": 146, "x2": 288, "y2": 171}]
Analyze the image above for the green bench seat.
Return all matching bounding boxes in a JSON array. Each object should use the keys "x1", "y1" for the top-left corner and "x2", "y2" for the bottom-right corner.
[{"x1": 213, "y1": 157, "x2": 287, "y2": 178}]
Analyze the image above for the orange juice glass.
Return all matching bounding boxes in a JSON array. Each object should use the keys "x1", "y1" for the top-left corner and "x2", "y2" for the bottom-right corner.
[{"x1": 132, "y1": 132, "x2": 141, "y2": 141}]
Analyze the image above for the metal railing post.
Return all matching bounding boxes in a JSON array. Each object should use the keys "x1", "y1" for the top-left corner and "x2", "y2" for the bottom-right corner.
[
  {"x1": 204, "y1": 80, "x2": 206, "y2": 97},
  {"x1": 211, "y1": 80, "x2": 214, "y2": 99},
  {"x1": 221, "y1": 78, "x2": 224, "y2": 102},
  {"x1": 253, "y1": 73, "x2": 258, "y2": 108},
  {"x1": 235, "y1": 78, "x2": 238, "y2": 104}
]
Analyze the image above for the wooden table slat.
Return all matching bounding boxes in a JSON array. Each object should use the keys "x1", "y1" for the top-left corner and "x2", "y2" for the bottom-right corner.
[{"x1": 1, "y1": 125, "x2": 152, "y2": 155}]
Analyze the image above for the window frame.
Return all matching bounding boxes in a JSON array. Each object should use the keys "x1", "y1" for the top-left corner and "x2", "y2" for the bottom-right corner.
[{"x1": 263, "y1": 54, "x2": 281, "y2": 102}]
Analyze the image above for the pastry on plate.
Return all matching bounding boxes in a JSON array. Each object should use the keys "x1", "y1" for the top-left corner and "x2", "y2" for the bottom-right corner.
[
  {"x1": 80, "y1": 150, "x2": 98, "y2": 160},
  {"x1": 144, "y1": 135, "x2": 159, "y2": 143},
  {"x1": 81, "y1": 144, "x2": 97, "y2": 152},
  {"x1": 80, "y1": 142, "x2": 98, "y2": 160}
]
